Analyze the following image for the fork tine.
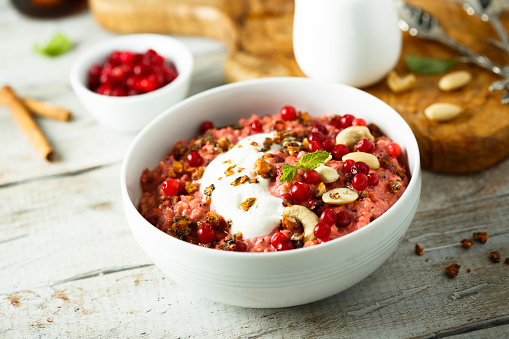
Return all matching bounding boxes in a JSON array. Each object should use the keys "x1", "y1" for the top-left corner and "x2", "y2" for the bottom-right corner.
[{"x1": 500, "y1": 90, "x2": 509, "y2": 104}]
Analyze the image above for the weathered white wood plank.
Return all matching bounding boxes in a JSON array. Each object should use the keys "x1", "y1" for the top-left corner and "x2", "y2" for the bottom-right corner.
[{"x1": 0, "y1": 159, "x2": 508, "y2": 338}]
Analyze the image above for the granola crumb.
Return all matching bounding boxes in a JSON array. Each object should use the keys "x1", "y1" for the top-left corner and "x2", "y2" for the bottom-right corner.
[
  {"x1": 505, "y1": 258, "x2": 509, "y2": 265},
  {"x1": 490, "y1": 250, "x2": 501, "y2": 263},
  {"x1": 415, "y1": 244, "x2": 424, "y2": 256},
  {"x1": 445, "y1": 264, "x2": 461, "y2": 279},
  {"x1": 466, "y1": 268, "x2": 471, "y2": 273},
  {"x1": 460, "y1": 239, "x2": 474, "y2": 249},
  {"x1": 473, "y1": 232, "x2": 488, "y2": 244}
]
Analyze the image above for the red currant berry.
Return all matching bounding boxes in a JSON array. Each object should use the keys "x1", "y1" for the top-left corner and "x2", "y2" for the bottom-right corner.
[
  {"x1": 235, "y1": 240, "x2": 247, "y2": 252},
  {"x1": 250, "y1": 120, "x2": 263, "y2": 133},
  {"x1": 290, "y1": 181, "x2": 311, "y2": 202},
  {"x1": 177, "y1": 181, "x2": 187, "y2": 195},
  {"x1": 340, "y1": 114, "x2": 355, "y2": 128},
  {"x1": 276, "y1": 240, "x2": 295, "y2": 251},
  {"x1": 322, "y1": 139, "x2": 335, "y2": 152},
  {"x1": 342, "y1": 159, "x2": 355, "y2": 173},
  {"x1": 356, "y1": 138, "x2": 374, "y2": 153},
  {"x1": 302, "y1": 169, "x2": 321, "y2": 185},
  {"x1": 314, "y1": 222, "x2": 331, "y2": 239},
  {"x1": 352, "y1": 173, "x2": 369, "y2": 191},
  {"x1": 280, "y1": 106, "x2": 297, "y2": 121},
  {"x1": 336, "y1": 211, "x2": 352, "y2": 228},
  {"x1": 332, "y1": 144, "x2": 350, "y2": 160},
  {"x1": 308, "y1": 132, "x2": 325, "y2": 144},
  {"x1": 330, "y1": 116, "x2": 343, "y2": 129},
  {"x1": 388, "y1": 142, "x2": 401, "y2": 157},
  {"x1": 161, "y1": 178, "x2": 179, "y2": 196},
  {"x1": 307, "y1": 199, "x2": 321, "y2": 211},
  {"x1": 311, "y1": 123, "x2": 327, "y2": 135},
  {"x1": 201, "y1": 120, "x2": 214, "y2": 133},
  {"x1": 320, "y1": 208, "x2": 336, "y2": 226},
  {"x1": 111, "y1": 87, "x2": 127, "y2": 97},
  {"x1": 368, "y1": 172, "x2": 379, "y2": 186},
  {"x1": 271, "y1": 232, "x2": 287, "y2": 247},
  {"x1": 352, "y1": 118, "x2": 366, "y2": 126},
  {"x1": 351, "y1": 161, "x2": 370, "y2": 175},
  {"x1": 282, "y1": 192, "x2": 293, "y2": 205},
  {"x1": 187, "y1": 151, "x2": 203, "y2": 167},
  {"x1": 197, "y1": 225, "x2": 216, "y2": 244},
  {"x1": 308, "y1": 141, "x2": 324, "y2": 153}
]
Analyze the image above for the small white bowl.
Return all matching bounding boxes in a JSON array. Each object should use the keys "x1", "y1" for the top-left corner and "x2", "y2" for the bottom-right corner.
[
  {"x1": 70, "y1": 34, "x2": 193, "y2": 132},
  {"x1": 121, "y1": 77, "x2": 421, "y2": 308}
]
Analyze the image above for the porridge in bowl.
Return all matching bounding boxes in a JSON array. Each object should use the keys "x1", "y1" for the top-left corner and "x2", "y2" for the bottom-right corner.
[{"x1": 138, "y1": 106, "x2": 408, "y2": 252}]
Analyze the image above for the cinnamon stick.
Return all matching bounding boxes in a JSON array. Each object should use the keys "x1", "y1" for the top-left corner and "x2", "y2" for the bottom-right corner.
[
  {"x1": 22, "y1": 98, "x2": 71, "y2": 122},
  {"x1": 0, "y1": 86, "x2": 54, "y2": 161}
]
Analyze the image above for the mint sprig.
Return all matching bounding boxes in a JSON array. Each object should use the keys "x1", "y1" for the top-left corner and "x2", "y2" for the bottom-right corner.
[
  {"x1": 280, "y1": 150, "x2": 330, "y2": 183},
  {"x1": 405, "y1": 55, "x2": 457, "y2": 74},
  {"x1": 34, "y1": 32, "x2": 73, "y2": 57}
]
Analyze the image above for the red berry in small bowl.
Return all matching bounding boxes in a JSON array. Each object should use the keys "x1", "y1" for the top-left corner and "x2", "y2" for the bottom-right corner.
[
  {"x1": 87, "y1": 49, "x2": 179, "y2": 97},
  {"x1": 311, "y1": 123, "x2": 327, "y2": 135},
  {"x1": 340, "y1": 114, "x2": 355, "y2": 128}
]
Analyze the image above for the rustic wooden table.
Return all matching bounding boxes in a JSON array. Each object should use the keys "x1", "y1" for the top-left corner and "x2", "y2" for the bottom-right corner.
[{"x1": 1, "y1": 1, "x2": 508, "y2": 338}]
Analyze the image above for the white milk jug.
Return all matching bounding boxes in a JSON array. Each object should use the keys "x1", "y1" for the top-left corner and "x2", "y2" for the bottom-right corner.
[{"x1": 293, "y1": 0, "x2": 402, "y2": 88}]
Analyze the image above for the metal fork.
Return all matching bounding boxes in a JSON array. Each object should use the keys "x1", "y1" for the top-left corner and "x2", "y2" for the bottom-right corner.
[
  {"x1": 397, "y1": 1, "x2": 509, "y2": 103},
  {"x1": 461, "y1": 0, "x2": 509, "y2": 93},
  {"x1": 462, "y1": 0, "x2": 509, "y2": 55}
]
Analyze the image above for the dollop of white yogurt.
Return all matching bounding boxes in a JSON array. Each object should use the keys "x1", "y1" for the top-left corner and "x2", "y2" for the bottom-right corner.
[{"x1": 199, "y1": 133, "x2": 284, "y2": 238}]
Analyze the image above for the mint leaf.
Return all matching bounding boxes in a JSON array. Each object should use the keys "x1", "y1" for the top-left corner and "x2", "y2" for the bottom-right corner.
[
  {"x1": 279, "y1": 150, "x2": 330, "y2": 183},
  {"x1": 34, "y1": 32, "x2": 73, "y2": 57},
  {"x1": 280, "y1": 165, "x2": 298, "y2": 183},
  {"x1": 405, "y1": 56, "x2": 457, "y2": 74},
  {"x1": 296, "y1": 151, "x2": 330, "y2": 170}
]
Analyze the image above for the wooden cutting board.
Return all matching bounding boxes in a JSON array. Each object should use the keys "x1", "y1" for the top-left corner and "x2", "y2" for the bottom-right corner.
[{"x1": 90, "y1": 0, "x2": 509, "y2": 174}]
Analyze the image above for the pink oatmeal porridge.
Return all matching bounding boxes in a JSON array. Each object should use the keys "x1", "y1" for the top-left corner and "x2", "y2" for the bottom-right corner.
[{"x1": 138, "y1": 106, "x2": 408, "y2": 252}]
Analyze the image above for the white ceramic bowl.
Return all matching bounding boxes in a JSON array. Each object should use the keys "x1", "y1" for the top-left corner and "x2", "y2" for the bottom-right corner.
[
  {"x1": 121, "y1": 77, "x2": 421, "y2": 308},
  {"x1": 70, "y1": 34, "x2": 193, "y2": 132}
]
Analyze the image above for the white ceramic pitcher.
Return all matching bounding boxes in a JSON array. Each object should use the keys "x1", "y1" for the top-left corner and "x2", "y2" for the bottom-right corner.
[{"x1": 293, "y1": 0, "x2": 402, "y2": 88}]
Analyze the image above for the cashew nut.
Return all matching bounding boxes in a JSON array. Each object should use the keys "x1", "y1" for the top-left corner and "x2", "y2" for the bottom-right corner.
[
  {"x1": 387, "y1": 71, "x2": 417, "y2": 93},
  {"x1": 283, "y1": 205, "x2": 319, "y2": 241},
  {"x1": 342, "y1": 152, "x2": 380, "y2": 170},
  {"x1": 315, "y1": 164, "x2": 339, "y2": 183},
  {"x1": 438, "y1": 71, "x2": 471, "y2": 91},
  {"x1": 424, "y1": 103, "x2": 462, "y2": 122},
  {"x1": 322, "y1": 188, "x2": 359, "y2": 205},
  {"x1": 336, "y1": 126, "x2": 374, "y2": 148}
]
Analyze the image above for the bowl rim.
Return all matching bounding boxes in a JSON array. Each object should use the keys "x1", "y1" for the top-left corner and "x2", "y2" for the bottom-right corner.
[
  {"x1": 69, "y1": 33, "x2": 194, "y2": 103},
  {"x1": 120, "y1": 77, "x2": 421, "y2": 258}
]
